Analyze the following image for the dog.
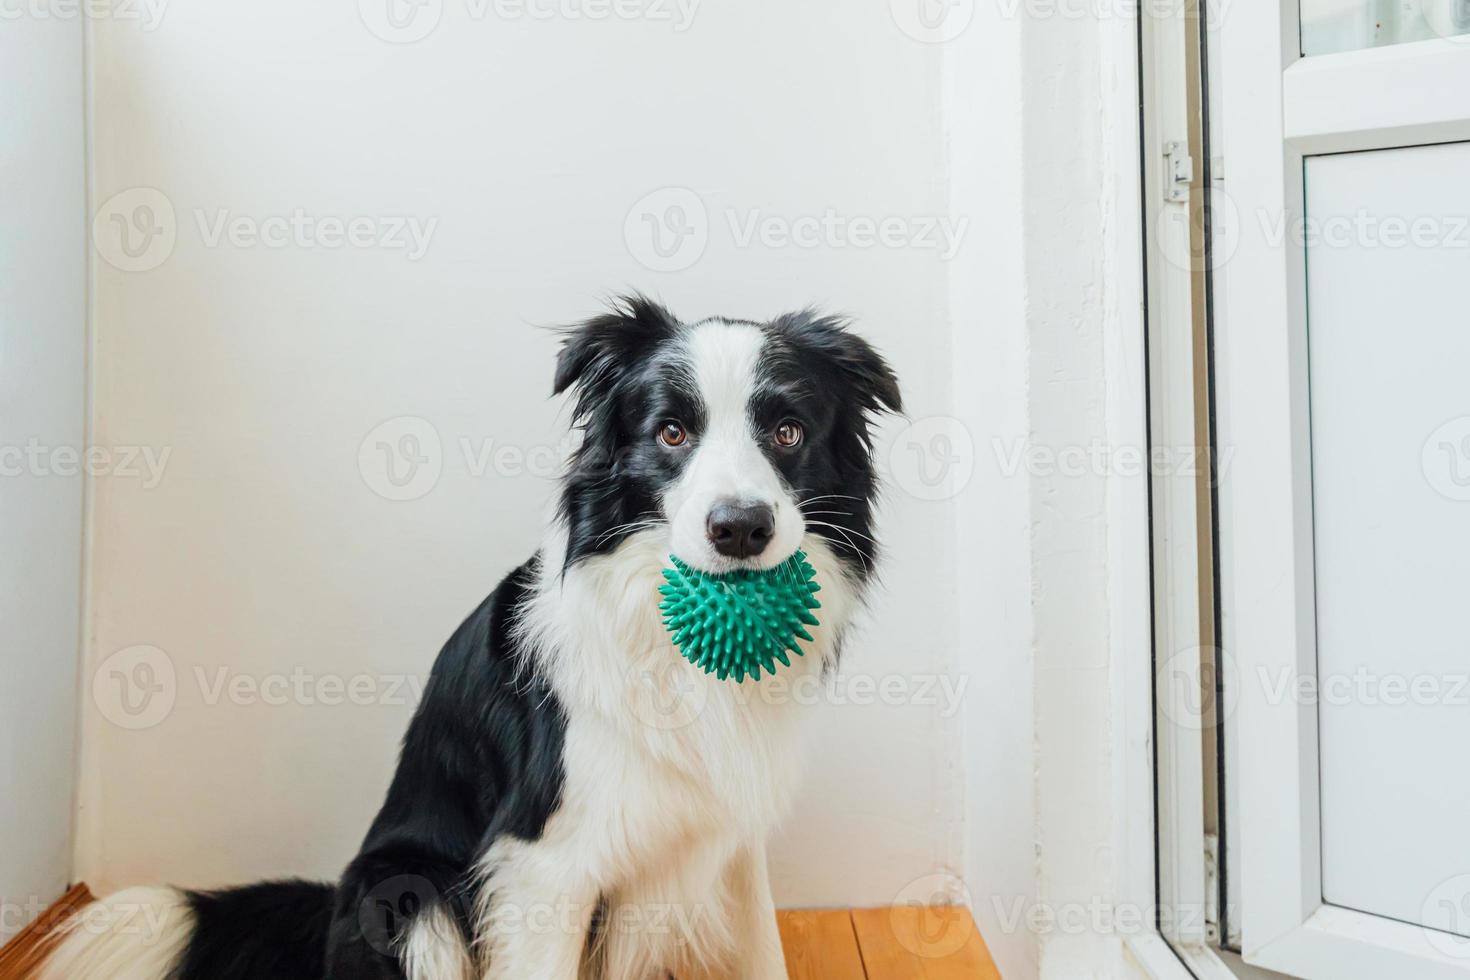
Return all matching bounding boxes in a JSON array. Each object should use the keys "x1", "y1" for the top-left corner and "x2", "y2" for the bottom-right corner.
[{"x1": 43, "y1": 296, "x2": 901, "y2": 980}]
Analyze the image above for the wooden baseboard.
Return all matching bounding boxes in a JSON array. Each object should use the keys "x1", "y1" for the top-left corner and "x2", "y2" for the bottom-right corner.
[
  {"x1": 0, "y1": 884, "x2": 93, "y2": 980},
  {"x1": 0, "y1": 886, "x2": 999, "y2": 980}
]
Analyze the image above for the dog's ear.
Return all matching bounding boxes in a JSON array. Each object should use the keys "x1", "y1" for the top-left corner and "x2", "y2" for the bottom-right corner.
[
  {"x1": 553, "y1": 295, "x2": 681, "y2": 396},
  {"x1": 770, "y1": 311, "x2": 903, "y2": 417}
]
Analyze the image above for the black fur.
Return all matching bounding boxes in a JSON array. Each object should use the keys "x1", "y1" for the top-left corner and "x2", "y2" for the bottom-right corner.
[
  {"x1": 167, "y1": 561, "x2": 564, "y2": 980},
  {"x1": 757, "y1": 309, "x2": 902, "y2": 574},
  {"x1": 553, "y1": 296, "x2": 695, "y2": 570},
  {"x1": 160, "y1": 297, "x2": 898, "y2": 980},
  {"x1": 174, "y1": 881, "x2": 335, "y2": 980},
  {"x1": 322, "y1": 560, "x2": 564, "y2": 980}
]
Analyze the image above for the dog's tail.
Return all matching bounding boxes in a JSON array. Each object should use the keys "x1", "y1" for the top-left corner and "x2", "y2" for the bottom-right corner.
[{"x1": 38, "y1": 879, "x2": 335, "y2": 980}]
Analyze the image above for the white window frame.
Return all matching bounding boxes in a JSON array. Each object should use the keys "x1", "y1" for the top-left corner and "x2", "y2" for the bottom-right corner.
[
  {"x1": 1097, "y1": 6, "x2": 1203, "y2": 979},
  {"x1": 1141, "y1": 0, "x2": 1211, "y2": 955},
  {"x1": 1218, "y1": 2, "x2": 1470, "y2": 977},
  {"x1": 1131, "y1": 2, "x2": 1240, "y2": 978},
  {"x1": 1134, "y1": 2, "x2": 1470, "y2": 977}
]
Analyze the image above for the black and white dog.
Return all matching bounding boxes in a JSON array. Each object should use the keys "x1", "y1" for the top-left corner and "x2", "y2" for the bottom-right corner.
[{"x1": 45, "y1": 297, "x2": 901, "y2": 980}]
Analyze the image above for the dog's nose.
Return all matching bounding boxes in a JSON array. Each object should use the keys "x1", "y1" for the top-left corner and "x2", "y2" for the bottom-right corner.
[{"x1": 706, "y1": 502, "x2": 775, "y2": 559}]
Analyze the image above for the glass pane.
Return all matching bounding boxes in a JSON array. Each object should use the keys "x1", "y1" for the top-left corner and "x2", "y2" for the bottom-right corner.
[
  {"x1": 1307, "y1": 141, "x2": 1470, "y2": 941},
  {"x1": 1301, "y1": 0, "x2": 1470, "y2": 55}
]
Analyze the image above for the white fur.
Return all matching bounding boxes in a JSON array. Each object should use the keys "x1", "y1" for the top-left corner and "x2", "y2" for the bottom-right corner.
[
  {"x1": 401, "y1": 903, "x2": 474, "y2": 980},
  {"x1": 664, "y1": 320, "x2": 806, "y2": 574},
  {"x1": 37, "y1": 886, "x2": 194, "y2": 980},
  {"x1": 477, "y1": 523, "x2": 857, "y2": 979}
]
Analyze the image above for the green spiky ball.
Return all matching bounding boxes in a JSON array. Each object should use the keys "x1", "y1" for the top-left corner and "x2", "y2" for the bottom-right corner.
[{"x1": 658, "y1": 551, "x2": 822, "y2": 682}]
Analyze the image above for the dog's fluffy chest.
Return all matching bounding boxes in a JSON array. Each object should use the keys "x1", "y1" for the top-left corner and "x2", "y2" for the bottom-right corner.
[
  {"x1": 567, "y1": 657, "x2": 818, "y2": 842},
  {"x1": 471, "y1": 531, "x2": 855, "y2": 975},
  {"x1": 517, "y1": 528, "x2": 855, "y2": 865}
]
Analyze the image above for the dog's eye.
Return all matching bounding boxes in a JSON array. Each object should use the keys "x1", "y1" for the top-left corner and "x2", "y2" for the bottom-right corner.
[
  {"x1": 774, "y1": 420, "x2": 803, "y2": 449},
  {"x1": 657, "y1": 421, "x2": 689, "y2": 448}
]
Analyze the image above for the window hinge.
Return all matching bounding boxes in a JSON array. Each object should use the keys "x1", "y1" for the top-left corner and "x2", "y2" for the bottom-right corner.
[
  {"x1": 1164, "y1": 140, "x2": 1193, "y2": 203},
  {"x1": 1204, "y1": 832, "x2": 1221, "y2": 945}
]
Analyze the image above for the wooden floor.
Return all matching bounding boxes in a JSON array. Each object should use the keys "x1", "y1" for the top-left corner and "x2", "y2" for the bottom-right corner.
[
  {"x1": 778, "y1": 906, "x2": 1000, "y2": 979},
  {"x1": 0, "y1": 884, "x2": 92, "y2": 980},
  {"x1": 0, "y1": 886, "x2": 999, "y2": 980}
]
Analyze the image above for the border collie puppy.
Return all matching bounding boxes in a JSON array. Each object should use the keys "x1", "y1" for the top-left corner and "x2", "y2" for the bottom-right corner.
[{"x1": 43, "y1": 297, "x2": 901, "y2": 980}]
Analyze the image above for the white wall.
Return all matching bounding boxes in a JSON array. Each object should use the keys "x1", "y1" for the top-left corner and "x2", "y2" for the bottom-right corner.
[
  {"x1": 70, "y1": 7, "x2": 1147, "y2": 978},
  {"x1": 76, "y1": 0, "x2": 967, "y2": 910},
  {"x1": 946, "y1": 8, "x2": 1041, "y2": 979},
  {"x1": 949, "y1": 4, "x2": 1146, "y2": 978},
  {"x1": 0, "y1": 14, "x2": 86, "y2": 946}
]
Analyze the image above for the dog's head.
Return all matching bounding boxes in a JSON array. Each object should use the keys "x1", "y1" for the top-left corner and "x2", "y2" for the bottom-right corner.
[{"x1": 552, "y1": 296, "x2": 901, "y2": 580}]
